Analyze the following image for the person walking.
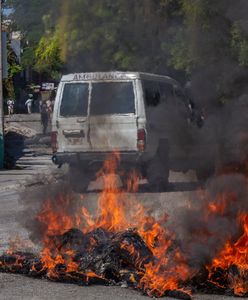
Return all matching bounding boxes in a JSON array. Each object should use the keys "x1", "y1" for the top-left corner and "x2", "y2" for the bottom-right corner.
[
  {"x1": 40, "y1": 102, "x2": 49, "y2": 135},
  {"x1": 46, "y1": 99, "x2": 53, "y2": 120},
  {"x1": 25, "y1": 94, "x2": 33, "y2": 114},
  {"x1": 7, "y1": 99, "x2": 14, "y2": 115}
]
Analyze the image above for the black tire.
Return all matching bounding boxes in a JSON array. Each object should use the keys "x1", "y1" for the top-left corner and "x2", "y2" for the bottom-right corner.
[
  {"x1": 146, "y1": 140, "x2": 170, "y2": 192},
  {"x1": 146, "y1": 157, "x2": 169, "y2": 192},
  {"x1": 68, "y1": 164, "x2": 92, "y2": 193}
]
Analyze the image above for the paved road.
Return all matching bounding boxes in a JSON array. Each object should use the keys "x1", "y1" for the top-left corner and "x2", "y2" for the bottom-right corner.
[
  {"x1": 0, "y1": 133, "x2": 245, "y2": 300},
  {"x1": 0, "y1": 161, "x2": 247, "y2": 300},
  {"x1": 0, "y1": 272, "x2": 241, "y2": 300},
  {"x1": 1, "y1": 186, "x2": 245, "y2": 300}
]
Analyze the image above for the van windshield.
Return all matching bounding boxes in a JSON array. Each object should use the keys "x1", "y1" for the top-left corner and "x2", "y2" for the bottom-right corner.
[
  {"x1": 90, "y1": 82, "x2": 135, "y2": 115},
  {"x1": 60, "y1": 83, "x2": 89, "y2": 117}
]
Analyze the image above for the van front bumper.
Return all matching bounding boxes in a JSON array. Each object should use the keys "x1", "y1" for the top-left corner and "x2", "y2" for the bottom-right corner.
[{"x1": 52, "y1": 151, "x2": 145, "y2": 168}]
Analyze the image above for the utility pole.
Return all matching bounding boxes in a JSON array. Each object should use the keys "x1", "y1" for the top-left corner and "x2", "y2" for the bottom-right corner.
[{"x1": 0, "y1": 0, "x2": 3, "y2": 169}]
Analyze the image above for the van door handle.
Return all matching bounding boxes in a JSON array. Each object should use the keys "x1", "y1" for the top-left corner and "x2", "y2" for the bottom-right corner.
[
  {"x1": 77, "y1": 118, "x2": 87, "y2": 123},
  {"x1": 63, "y1": 130, "x2": 85, "y2": 137}
]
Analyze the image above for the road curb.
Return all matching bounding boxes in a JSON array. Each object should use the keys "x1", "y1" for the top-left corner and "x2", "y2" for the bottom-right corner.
[
  {"x1": 0, "y1": 183, "x2": 21, "y2": 192},
  {"x1": 0, "y1": 168, "x2": 65, "y2": 192}
]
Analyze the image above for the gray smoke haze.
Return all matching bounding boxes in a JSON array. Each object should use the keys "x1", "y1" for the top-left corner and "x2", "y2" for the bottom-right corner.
[
  {"x1": 185, "y1": 1, "x2": 248, "y2": 169},
  {"x1": 18, "y1": 181, "x2": 77, "y2": 244},
  {"x1": 174, "y1": 174, "x2": 248, "y2": 269},
  {"x1": 16, "y1": 164, "x2": 248, "y2": 277},
  {"x1": 16, "y1": 164, "x2": 99, "y2": 245},
  {"x1": 225, "y1": 0, "x2": 248, "y2": 34},
  {"x1": 6, "y1": 1, "x2": 248, "y2": 281}
]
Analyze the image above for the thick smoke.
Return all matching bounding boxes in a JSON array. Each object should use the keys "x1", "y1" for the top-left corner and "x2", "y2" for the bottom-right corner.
[
  {"x1": 186, "y1": 0, "x2": 248, "y2": 172},
  {"x1": 225, "y1": 0, "x2": 248, "y2": 34},
  {"x1": 55, "y1": 0, "x2": 248, "y2": 176},
  {"x1": 17, "y1": 170, "x2": 98, "y2": 244},
  {"x1": 14, "y1": 0, "x2": 248, "y2": 273},
  {"x1": 18, "y1": 181, "x2": 74, "y2": 243},
  {"x1": 174, "y1": 174, "x2": 248, "y2": 269}
]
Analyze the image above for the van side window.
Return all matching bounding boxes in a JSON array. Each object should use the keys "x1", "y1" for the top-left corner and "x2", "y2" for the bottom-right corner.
[
  {"x1": 143, "y1": 80, "x2": 160, "y2": 107},
  {"x1": 60, "y1": 83, "x2": 89, "y2": 117},
  {"x1": 158, "y1": 82, "x2": 174, "y2": 103},
  {"x1": 174, "y1": 86, "x2": 188, "y2": 105}
]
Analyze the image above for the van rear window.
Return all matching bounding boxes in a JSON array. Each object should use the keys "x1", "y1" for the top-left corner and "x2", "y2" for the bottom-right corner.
[
  {"x1": 60, "y1": 83, "x2": 89, "y2": 117},
  {"x1": 91, "y1": 82, "x2": 135, "y2": 115}
]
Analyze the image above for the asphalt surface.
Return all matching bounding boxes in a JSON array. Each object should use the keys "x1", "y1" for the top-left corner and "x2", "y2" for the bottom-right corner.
[
  {"x1": 0, "y1": 272, "x2": 243, "y2": 300},
  {"x1": 0, "y1": 136, "x2": 246, "y2": 300},
  {"x1": 1, "y1": 182, "x2": 246, "y2": 300}
]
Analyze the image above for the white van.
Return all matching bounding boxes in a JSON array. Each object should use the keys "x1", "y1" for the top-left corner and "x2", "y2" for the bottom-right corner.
[{"x1": 52, "y1": 71, "x2": 197, "y2": 191}]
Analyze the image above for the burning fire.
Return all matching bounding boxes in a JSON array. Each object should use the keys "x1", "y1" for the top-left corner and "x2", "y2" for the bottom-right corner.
[
  {"x1": 0, "y1": 152, "x2": 248, "y2": 299},
  {"x1": 207, "y1": 212, "x2": 248, "y2": 296},
  {"x1": 35, "y1": 151, "x2": 192, "y2": 296}
]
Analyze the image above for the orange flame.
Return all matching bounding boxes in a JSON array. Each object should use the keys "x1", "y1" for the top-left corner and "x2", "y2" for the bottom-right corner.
[
  {"x1": 3, "y1": 153, "x2": 248, "y2": 298},
  {"x1": 207, "y1": 213, "x2": 248, "y2": 295},
  {"x1": 33, "y1": 151, "x2": 191, "y2": 295}
]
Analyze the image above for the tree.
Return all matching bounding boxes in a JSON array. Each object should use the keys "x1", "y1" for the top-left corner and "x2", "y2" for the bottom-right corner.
[
  {"x1": 4, "y1": 0, "x2": 61, "y2": 80},
  {"x1": 168, "y1": 0, "x2": 248, "y2": 107},
  {"x1": 3, "y1": 41, "x2": 22, "y2": 101},
  {"x1": 6, "y1": 0, "x2": 248, "y2": 106},
  {"x1": 53, "y1": 0, "x2": 180, "y2": 73},
  {"x1": 34, "y1": 32, "x2": 62, "y2": 80}
]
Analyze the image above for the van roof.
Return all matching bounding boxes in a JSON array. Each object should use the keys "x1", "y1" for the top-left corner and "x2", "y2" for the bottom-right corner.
[{"x1": 61, "y1": 71, "x2": 180, "y2": 86}]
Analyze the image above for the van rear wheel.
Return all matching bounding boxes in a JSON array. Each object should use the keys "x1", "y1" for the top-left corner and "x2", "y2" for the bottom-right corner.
[
  {"x1": 68, "y1": 164, "x2": 92, "y2": 193},
  {"x1": 146, "y1": 156, "x2": 169, "y2": 192}
]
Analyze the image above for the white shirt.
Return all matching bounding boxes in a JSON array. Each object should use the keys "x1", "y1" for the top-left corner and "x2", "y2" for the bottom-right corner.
[{"x1": 25, "y1": 99, "x2": 33, "y2": 106}]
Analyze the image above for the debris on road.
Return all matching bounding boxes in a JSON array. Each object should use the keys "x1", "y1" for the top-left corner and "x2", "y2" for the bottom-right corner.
[
  {"x1": 4, "y1": 125, "x2": 37, "y2": 138},
  {"x1": 0, "y1": 153, "x2": 247, "y2": 299}
]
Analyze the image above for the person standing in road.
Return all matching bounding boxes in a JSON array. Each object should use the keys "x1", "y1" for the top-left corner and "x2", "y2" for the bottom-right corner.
[
  {"x1": 39, "y1": 98, "x2": 43, "y2": 113},
  {"x1": 40, "y1": 101, "x2": 49, "y2": 135},
  {"x1": 25, "y1": 94, "x2": 33, "y2": 114},
  {"x1": 7, "y1": 99, "x2": 14, "y2": 115},
  {"x1": 46, "y1": 99, "x2": 53, "y2": 119}
]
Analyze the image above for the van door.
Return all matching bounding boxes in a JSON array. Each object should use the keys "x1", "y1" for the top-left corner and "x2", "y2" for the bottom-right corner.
[
  {"x1": 88, "y1": 81, "x2": 138, "y2": 152},
  {"x1": 56, "y1": 82, "x2": 91, "y2": 152}
]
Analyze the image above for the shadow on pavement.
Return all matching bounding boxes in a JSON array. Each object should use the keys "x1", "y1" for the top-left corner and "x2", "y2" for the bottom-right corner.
[
  {"x1": 85, "y1": 181, "x2": 203, "y2": 194},
  {"x1": 4, "y1": 132, "x2": 24, "y2": 169}
]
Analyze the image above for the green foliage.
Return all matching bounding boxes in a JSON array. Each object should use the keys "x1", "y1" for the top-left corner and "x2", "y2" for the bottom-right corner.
[
  {"x1": 5, "y1": 0, "x2": 58, "y2": 42},
  {"x1": 53, "y1": 0, "x2": 178, "y2": 72},
  {"x1": 3, "y1": 44, "x2": 22, "y2": 99},
  {"x1": 6, "y1": 0, "x2": 248, "y2": 101},
  {"x1": 231, "y1": 24, "x2": 248, "y2": 66},
  {"x1": 7, "y1": 45, "x2": 22, "y2": 77},
  {"x1": 34, "y1": 33, "x2": 62, "y2": 79},
  {"x1": 167, "y1": 28, "x2": 193, "y2": 73},
  {"x1": 21, "y1": 46, "x2": 36, "y2": 68},
  {"x1": 5, "y1": 0, "x2": 61, "y2": 80}
]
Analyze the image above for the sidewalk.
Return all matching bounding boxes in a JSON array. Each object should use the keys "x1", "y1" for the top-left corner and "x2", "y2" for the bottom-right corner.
[
  {"x1": 3, "y1": 110, "x2": 64, "y2": 190},
  {"x1": 0, "y1": 154, "x2": 60, "y2": 192}
]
